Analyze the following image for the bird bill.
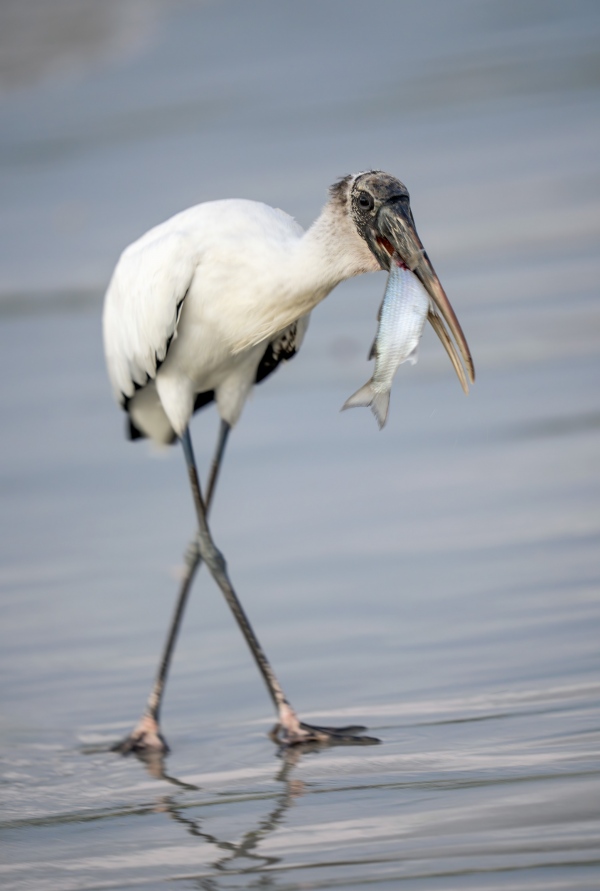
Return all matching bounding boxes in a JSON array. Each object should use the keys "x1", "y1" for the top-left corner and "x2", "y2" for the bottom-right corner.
[
  {"x1": 375, "y1": 199, "x2": 475, "y2": 394},
  {"x1": 342, "y1": 259, "x2": 430, "y2": 429}
]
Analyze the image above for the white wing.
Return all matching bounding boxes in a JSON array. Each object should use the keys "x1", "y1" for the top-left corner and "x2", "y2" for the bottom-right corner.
[{"x1": 103, "y1": 226, "x2": 200, "y2": 406}]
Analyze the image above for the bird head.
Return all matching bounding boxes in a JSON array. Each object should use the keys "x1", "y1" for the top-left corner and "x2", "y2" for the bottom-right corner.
[{"x1": 331, "y1": 171, "x2": 475, "y2": 392}]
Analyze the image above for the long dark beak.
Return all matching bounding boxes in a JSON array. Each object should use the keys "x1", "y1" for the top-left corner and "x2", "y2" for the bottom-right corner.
[{"x1": 375, "y1": 199, "x2": 475, "y2": 393}]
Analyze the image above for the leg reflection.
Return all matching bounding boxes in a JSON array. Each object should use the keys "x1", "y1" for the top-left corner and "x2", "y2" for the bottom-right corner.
[{"x1": 156, "y1": 749, "x2": 305, "y2": 878}]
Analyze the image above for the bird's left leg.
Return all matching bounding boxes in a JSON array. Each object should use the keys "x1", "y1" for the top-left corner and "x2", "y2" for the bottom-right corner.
[
  {"x1": 113, "y1": 421, "x2": 231, "y2": 756},
  {"x1": 181, "y1": 428, "x2": 378, "y2": 747}
]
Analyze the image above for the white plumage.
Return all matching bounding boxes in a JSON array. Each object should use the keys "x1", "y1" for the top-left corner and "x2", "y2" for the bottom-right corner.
[{"x1": 103, "y1": 196, "x2": 377, "y2": 443}]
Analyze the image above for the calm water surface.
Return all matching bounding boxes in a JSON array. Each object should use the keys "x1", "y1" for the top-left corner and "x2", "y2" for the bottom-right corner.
[{"x1": 1, "y1": 2, "x2": 599, "y2": 889}]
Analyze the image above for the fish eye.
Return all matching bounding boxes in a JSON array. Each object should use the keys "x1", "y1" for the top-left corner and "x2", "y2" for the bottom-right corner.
[{"x1": 357, "y1": 192, "x2": 375, "y2": 211}]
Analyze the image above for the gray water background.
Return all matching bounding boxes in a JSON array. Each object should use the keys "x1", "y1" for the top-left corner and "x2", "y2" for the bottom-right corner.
[{"x1": 1, "y1": 1, "x2": 599, "y2": 888}]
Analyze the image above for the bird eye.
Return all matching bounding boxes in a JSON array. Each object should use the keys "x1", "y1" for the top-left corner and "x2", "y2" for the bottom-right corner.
[{"x1": 357, "y1": 192, "x2": 374, "y2": 211}]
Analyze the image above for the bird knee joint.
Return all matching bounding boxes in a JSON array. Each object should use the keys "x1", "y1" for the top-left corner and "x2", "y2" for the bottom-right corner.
[
  {"x1": 198, "y1": 537, "x2": 226, "y2": 574},
  {"x1": 183, "y1": 536, "x2": 201, "y2": 566},
  {"x1": 207, "y1": 547, "x2": 226, "y2": 575}
]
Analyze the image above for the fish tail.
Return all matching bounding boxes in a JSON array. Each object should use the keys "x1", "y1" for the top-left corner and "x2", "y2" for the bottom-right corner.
[{"x1": 341, "y1": 382, "x2": 390, "y2": 429}]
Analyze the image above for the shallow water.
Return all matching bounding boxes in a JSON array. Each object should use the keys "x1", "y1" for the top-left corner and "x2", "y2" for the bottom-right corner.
[{"x1": 1, "y1": 1, "x2": 600, "y2": 889}]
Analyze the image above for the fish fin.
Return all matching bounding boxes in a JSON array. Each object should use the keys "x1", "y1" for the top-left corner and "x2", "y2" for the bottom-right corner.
[
  {"x1": 404, "y1": 344, "x2": 419, "y2": 366},
  {"x1": 368, "y1": 337, "x2": 378, "y2": 361},
  {"x1": 341, "y1": 382, "x2": 389, "y2": 430},
  {"x1": 370, "y1": 390, "x2": 390, "y2": 429},
  {"x1": 341, "y1": 381, "x2": 374, "y2": 411}
]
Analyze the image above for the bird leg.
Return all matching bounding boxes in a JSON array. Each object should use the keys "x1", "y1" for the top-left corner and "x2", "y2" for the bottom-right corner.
[
  {"x1": 112, "y1": 421, "x2": 231, "y2": 756},
  {"x1": 180, "y1": 428, "x2": 379, "y2": 748}
]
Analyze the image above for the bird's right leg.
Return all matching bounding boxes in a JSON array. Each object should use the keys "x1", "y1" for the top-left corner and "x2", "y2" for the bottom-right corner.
[
  {"x1": 113, "y1": 421, "x2": 231, "y2": 755},
  {"x1": 180, "y1": 429, "x2": 378, "y2": 747}
]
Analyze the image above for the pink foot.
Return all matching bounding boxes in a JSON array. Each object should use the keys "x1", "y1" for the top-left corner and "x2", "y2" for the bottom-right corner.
[{"x1": 112, "y1": 713, "x2": 170, "y2": 755}]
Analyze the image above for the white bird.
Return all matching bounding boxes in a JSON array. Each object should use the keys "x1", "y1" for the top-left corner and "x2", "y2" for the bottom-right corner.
[{"x1": 103, "y1": 170, "x2": 474, "y2": 754}]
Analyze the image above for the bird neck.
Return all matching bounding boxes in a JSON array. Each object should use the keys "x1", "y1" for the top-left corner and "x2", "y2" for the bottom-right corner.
[
  {"x1": 228, "y1": 199, "x2": 382, "y2": 354},
  {"x1": 298, "y1": 200, "x2": 380, "y2": 294}
]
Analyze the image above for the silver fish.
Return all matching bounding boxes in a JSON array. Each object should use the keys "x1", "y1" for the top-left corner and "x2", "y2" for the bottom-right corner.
[{"x1": 342, "y1": 259, "x2": 430, "y2": 428}]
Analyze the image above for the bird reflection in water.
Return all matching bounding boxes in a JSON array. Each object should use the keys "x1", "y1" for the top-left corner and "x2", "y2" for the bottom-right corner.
[{"x1": 148, "y1": 748, "x2": 307, "y2": 883}]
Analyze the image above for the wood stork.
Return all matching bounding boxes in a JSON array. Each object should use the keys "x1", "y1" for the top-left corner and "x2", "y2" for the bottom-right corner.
[{"x1": 103, "y1": 171, "x2": 474, "y2": 753}]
